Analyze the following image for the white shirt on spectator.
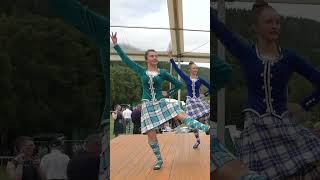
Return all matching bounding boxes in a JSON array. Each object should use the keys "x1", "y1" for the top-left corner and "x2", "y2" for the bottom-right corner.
[
  {"x1": 40, "y1": 149, "x2": 70, "y2": 180},
  {"x1": 123, "y1": 108, "x2": 132, "y2": 119}
]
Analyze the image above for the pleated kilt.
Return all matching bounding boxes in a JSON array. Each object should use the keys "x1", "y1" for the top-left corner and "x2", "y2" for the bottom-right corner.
[
  {"x1": 140, "y1": 99, "x2": 184, "y2": 134},
  {"x1": 186, "y1": 96, "x2": 210, "y2": 120},
  {"x1": 236, "y1": 111, "x2": 320, "y2": 179}
]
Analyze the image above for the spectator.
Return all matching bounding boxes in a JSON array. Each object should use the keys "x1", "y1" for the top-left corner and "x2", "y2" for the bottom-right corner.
[
  {"x1": 122, "y1": 106, "x2": 133, "y2": 133},
  {"x1": 40, "y1": 139, "x2": 69, "y2": 180},
  {"x1": 112, "y1": 105, "x2": 124, "y2": 137},
  {"x1": 6, "y1": 136, "x2": 47, "y2": 180},
  {"x1": 67, "y1": 134, "x2": 101, "y2": 180},
  {"x1": 131, "y1": 104, "x2": 142, "y2": 134}
]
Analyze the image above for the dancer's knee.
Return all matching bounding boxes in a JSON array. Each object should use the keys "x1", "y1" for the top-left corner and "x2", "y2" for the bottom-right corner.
[
  {"x1": 175, "y1": 112, "x2": 188, "y2": 121},
  {"x1": 147, "y1": 130, "x2": 157, "y2": 141}
]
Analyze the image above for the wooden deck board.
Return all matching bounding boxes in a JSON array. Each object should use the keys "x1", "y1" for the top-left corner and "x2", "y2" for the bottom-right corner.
[{"x1": 110, "y1": 133, "x2": 210, "y2": 180}]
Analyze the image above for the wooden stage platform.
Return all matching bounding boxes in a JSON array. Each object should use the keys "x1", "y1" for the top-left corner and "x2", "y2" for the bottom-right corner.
[{"x1": 110, "y1": 133, "x2": 210, "y2": 180}]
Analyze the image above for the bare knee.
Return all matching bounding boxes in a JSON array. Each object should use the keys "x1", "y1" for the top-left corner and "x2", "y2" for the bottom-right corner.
[
  {"x1": 147, "y1": 130, "x2": 157, "y2": 141},
  {"x1": 174, "y1": 112, "x2": 188, "y2": 121}
]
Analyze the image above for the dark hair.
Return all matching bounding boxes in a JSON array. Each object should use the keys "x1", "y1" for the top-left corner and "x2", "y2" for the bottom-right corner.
[
  {"x1": 189, "y1": 61, "x2": 195, "y2": 67},
  {"x1": 114, "y1": 104, "x2": 120, "y2": 110},
  {"x1": 15, "y1": 136, "x2": 33, "y2": 153},
  {"x1": 50, "y1": 139, "x2": 63, "y2": 148},
  {"x1": 251, "y1": 0, "x2": 273, "y2": 24},
  {"x1": 144, "y1": 49, "x2": 156, "y2": 60}
]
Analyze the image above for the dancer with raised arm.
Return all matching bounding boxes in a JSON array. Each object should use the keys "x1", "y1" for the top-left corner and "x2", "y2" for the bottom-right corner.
[
  {"x1": 111, "y1": 32, "x2": 210, "y2": 170},
  {"x1": 169, "y1": 53, "x2": 210, "y2": 149}
]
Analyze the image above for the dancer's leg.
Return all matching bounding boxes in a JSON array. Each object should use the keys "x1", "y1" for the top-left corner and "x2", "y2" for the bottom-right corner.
[
  {"x1": 204, "y1": 114, "x2": 210, "y2": 125},
  {"x1": 174, "y1": 112, "x2": 210, "y2": 133},
  {"x1": 147, "y1": 130, "x2": 163, "y2": 170},
  {"x1": 193, "y1": 129, "x2": 201, "y2": 149},
  {"x1": 192, "y1": 114, "x2": 211, "y2": 149}
]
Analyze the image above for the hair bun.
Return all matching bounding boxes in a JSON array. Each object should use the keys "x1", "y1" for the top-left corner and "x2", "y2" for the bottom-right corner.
[
  {"x1": 252, "y1": 0, "x2": 269, "y2": 11},
  {"x1": 189, "y1": 61, "x2": 195, "y2": 66}
]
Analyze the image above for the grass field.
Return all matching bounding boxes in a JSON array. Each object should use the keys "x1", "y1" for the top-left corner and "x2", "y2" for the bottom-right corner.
[{"x1": 0, "y1": 167, "x2": 8, "y2": 180}]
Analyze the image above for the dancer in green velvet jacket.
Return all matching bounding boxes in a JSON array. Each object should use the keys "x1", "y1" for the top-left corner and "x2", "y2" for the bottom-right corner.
[{"x1": 111, "y1": 32, "x2": 210, "y2": 170}]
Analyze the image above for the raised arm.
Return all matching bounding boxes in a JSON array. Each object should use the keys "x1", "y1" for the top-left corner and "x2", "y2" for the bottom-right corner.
[
  {"x1": 211, "y1": 7, "x2": 254, "y2": 66},
  {"x1": 48, "y1": 0, "x2": 107, "y2": 47},
  {"x1": 111, "y1": 33, "x2": 144, "y2": 74},
  {"x1": 170, "y1": 59, "x2": 189, "y2": 81},
  {"x1": 289, "y1": 51, "x2": 320, "y2": 111},
  {"x1": 161, "y1": 69, "x2": 183, "y2": 96}
]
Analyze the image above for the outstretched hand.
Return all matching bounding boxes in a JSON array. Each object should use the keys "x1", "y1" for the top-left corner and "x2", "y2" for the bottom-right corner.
[{"x1": 110, "y1": 32, "x2": 117, "y2": 45}]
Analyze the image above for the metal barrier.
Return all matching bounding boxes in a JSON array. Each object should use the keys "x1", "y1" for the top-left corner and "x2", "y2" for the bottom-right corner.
[{"x1": 0, "y1": 156, "x2": 13, "y2": 168}]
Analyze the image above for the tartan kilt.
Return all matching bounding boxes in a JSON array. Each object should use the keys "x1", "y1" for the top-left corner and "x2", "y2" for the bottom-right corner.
[
  {"x1": 236, "y1": 111, "x2": 320, "y2": 179},
  {"x1": 140, "y1": 99, "x2": 184, "y2": 134},
  {"x1": 211, "y1": 137, "x2": 236, "y2": 173},
  {"x1": 186, "y1": 96, "x2": 210, "y2": 120}
]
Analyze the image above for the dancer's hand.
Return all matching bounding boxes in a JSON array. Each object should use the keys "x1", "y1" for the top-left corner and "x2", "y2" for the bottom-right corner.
[
  {"x1": 162, "y1": 91, "x2": 169, "y2": 98},
  {"x1": 110, "y1": 32, "x2": 117, "y2": 45}
]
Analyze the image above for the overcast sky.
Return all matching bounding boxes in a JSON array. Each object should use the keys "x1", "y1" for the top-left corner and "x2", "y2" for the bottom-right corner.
[
  {"x1": 110, "y1": 0, "x2": 210, "y2": 53},
  {"x1": 111, "y1": 1, "x2": 320, "y2": 69}
]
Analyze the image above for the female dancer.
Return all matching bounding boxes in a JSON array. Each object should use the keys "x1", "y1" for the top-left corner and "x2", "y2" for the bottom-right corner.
[
  {"x1": 211, "y1": 0, "x2": 320, "y2": 179},
  {"x1": 110, "y1": 32, "x2": 210, "y2": 170},
  {"x1": 169, "y1": 55, "x2": 210, "y2": 149}
]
